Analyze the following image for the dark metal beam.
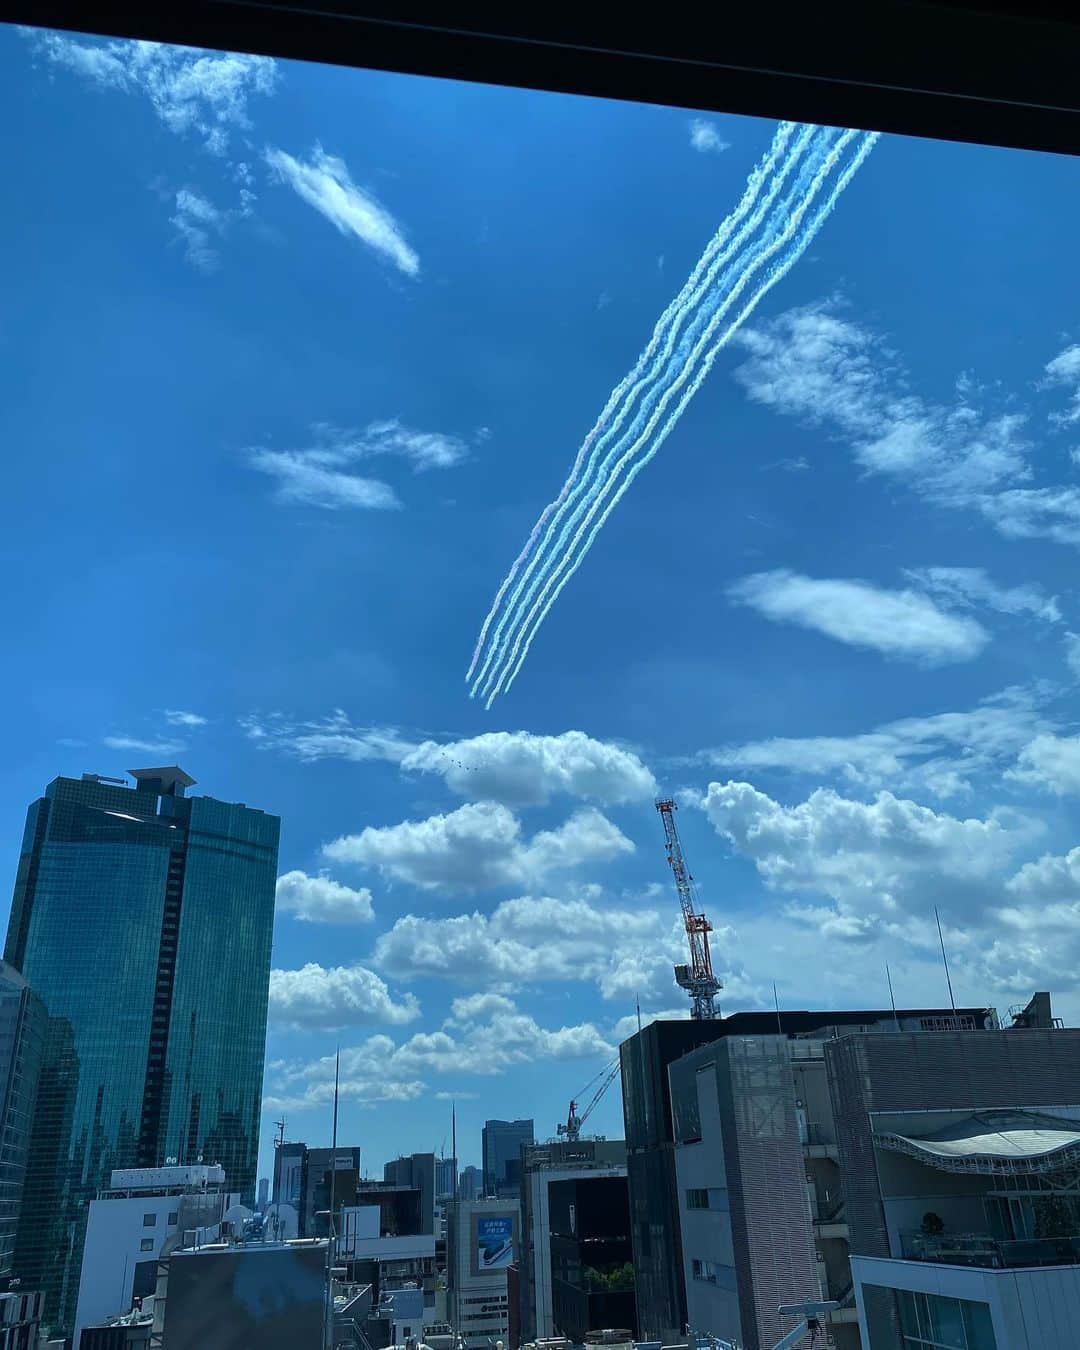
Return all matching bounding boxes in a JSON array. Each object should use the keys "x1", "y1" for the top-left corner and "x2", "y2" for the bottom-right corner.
[{"x1": 4, "y1": 3, "x2": 1080, "y2": 156}]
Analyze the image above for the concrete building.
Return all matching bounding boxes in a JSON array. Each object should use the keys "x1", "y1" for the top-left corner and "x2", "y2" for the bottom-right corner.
[
  {"x1": 272, "y1": 1140, "x2": 305, "y2": 1208},
  {"x1": 6, "y1": 767, "x2": 279, "y2": 1339},
  {"x1": 437, "y1": 1156, "x2": 458, "y2": 1201},
  {"x1": 827, "y1": 1015, "x2": 1080, "y2": 1350},
  {"x1": 72, "y1": 1165, "x2": 236, "y2": 1349},
  {"x1": 300, "y1": 1145, "x2": 363, "y2": 1237},
  {"x1": 519, "y1": 1138, "x2": 632, "y2": 1344},
  {"x1": 448, "y1": 1196, "x2": 521, "y2": 1350},
  {"x1": 483, "y1": 1120, "x2": 534, "y2": 1199},
  {"x1": 156, "y1": 1238, "x2": 327, "y2": 1348},
  {"x1": 383, "y1": 1152, "x2": 436, "y2": 1234},
  {"x1": 459, "y1": 1167, "x2": 482, "y2": 1202},
  {"x1": 0, "y1": 964, "x2": 44, "y2": 1281},
  {"x1": 628, "y1": 1005, "x2": 999, "y2": 1347}
]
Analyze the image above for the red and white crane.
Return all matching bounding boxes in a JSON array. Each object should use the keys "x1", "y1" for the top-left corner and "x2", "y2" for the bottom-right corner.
[{"x1": 656, "y1": 797, "x2": 721, "y2": 1020}]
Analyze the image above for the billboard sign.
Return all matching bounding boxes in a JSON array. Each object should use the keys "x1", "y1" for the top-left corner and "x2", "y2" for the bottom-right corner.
[{"x1": 477, "y1": 1215, "x2": 513, "y2": 1270}]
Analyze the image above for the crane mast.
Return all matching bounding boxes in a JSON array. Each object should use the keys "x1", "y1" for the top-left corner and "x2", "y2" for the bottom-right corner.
[{"x1": 656, "y1": 797, "x2": 721, "y2": 1020}]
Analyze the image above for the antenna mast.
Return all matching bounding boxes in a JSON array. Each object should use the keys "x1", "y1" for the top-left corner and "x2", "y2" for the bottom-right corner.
[{"x1": 656, "y1": 798, "x2": 721, "y2": 1020}]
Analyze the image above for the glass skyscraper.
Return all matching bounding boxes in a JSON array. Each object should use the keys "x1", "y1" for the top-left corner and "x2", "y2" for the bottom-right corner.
[
  {"x1": 0, "y1": 961, "x2": 45, "y2": 1279},
  {"x1": 5, "y1": 767, "x2": 279, "y2": 1337},
  {"x1": 482, "y1": 1118, "x2": 534, "y2": 1198}
]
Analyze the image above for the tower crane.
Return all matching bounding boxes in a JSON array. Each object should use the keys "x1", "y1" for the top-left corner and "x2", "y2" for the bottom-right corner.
[
  {"x1": 656, "y1": 798, "x2": 721, "y2": 1020},
  {"x1": 558, "y1": 1059, "x2": 620, "y2": 1143}
]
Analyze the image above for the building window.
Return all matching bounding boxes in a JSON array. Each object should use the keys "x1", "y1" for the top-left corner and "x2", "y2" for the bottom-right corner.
[
  {"x1": 687, "y1": 1189, "x2": 710, "y2": 1210},
  {"x1": 167, "y1": 1211, "x2": 178, "y2": 1225},
  {"x1": 142, "y1": 1213, "x2": 156, "y2": 1227},
  {"x1": 895, "y1": 1288, "x2": 997, "y2": 1350},
  {"x1": 140, "y1": 1239, "x2": 155, "y2": 1252}
]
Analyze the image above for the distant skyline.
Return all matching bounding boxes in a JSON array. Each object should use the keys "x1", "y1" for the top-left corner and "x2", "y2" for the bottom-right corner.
[{"x1": 3, "y1": 24, "x2": 1080, "y2": 1185}]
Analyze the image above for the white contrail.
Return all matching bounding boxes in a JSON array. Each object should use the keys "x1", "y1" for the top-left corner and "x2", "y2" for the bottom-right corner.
[
  {"x1": 475, "y1": 126, "x2": 841, "y2": 703},
  {"x1": 469, "y1": 124, "x2": 822, "y2": 700},
  {"x1": 466, "y1": 120, "x2": 804, "y2": 689},
  {"x1": 496, "y1": 132, "x2": 880, "y2": 701}
]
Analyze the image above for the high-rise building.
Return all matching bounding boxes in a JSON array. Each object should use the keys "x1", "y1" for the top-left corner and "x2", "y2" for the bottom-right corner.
[
  {"x1": 621, "y1": 1004, "x2": 999, "y2": 1339},
  {"x1": 384, "y1": 1151, "x2": 436, "y2": 1234},
  {"x1": 436, "y1": 1155, "x2": 458, "y2": 1200},
  {"x1": 482, "y1": 1119, "x2": 534, "y2": 1199},
  {"x1": 0, "y1": 961, "x2": 45, "y2": 1279},
  {"x1": 458, "y1": 1166, "x2": 481, "y2": 1202},
  {"x1": 666, "y1": 1004, "x2": 1011, "y2": 1350},
  {"x1": 447, "y1": 1196, "x2": 520, "y2": 1350},
  {"x1": 5, "y1": 767, "x2": 279, "y2": 1338},
  {"x1": 257, "y1": 1177, "x2": 270, "y2": 1211},
  {"x1": 272, "y1": 1139, "x2": 305, "y2": 1209},
  {"x1": 519, "y1": 1138, "x2": 633, "y2": 1344}
]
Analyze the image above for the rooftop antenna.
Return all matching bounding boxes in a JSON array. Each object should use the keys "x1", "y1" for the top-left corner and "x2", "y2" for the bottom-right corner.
[
  {"x1": 934, "y1": 907, "x2": 957, "y2": 1017},
  {"x1": 275, "y1": 1117, "x2": 287, "y2": 1149},
  {"x1": 886, "y1": 963, "x2": 901, "y2": 1032},
  {"x1": 636, "y1": 995, "x2": 643, "y2": 1037},
  {"x1": 452, "y1": 1101, "x2": 457, "y2": 1175},
  {"x1": 772, "y1": 982, "x2": 784, "y2": 1037}
]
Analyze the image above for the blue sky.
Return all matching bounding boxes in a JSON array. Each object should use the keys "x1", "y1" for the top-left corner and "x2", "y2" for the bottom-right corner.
[{"x1": 4, "y1": 25, "x2": 1080, "y2": 1185}]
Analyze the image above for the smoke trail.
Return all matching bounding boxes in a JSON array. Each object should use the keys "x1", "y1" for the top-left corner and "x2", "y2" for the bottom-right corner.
[
  {"x1": 465, "y1": 121, "x2": 803, "y2": 688},
  {"x1": 497, "y1": 132, "x2": 879, "y2": 702},
  {"x1": 478, "y1": 129, "x2": 845, "y2": 705},
  {"x1": 470, "y1": 124, "x2": 822, "y2": 700},
  {"x1": 475, "y1": 127, "x2": 842, "y2": 703}
]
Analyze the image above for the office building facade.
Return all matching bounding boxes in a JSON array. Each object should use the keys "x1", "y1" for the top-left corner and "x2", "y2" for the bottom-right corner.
[
  {"x1": 436, "y1": 1156, "x2": 458, "y2": 1201},
  {"x1": 828, "y1": 1020, "x2": 1080, "y2": 1350},
  {"x1": 447, "y1": 1197, "x2": 521, "y2": 1350},
  {"x1": 6, "y1": 768, "x2": 279, "y2": 1337},
  {"x1": 383, "y1": 1152, "x2": 436, "y2": 1235},
  {"x1": 483, "y1": 1119, "x2": 534, "y2": 1199},
  {"x1": 624, "y1": 1007, "x2": 999, "y2": 1346},
  {"x1": 518, "y1": 1139, "x2": 634, "y2": 1344},
  {"x1": 458, "y1": 1166, "x2": 481, "y2": 1202},
  {"x1": 73, "y1": 1164, "x2": 234, "y2": 1348},
  {"x1": 0, "y1": 963, "x2": 45, "y2": 1279}
]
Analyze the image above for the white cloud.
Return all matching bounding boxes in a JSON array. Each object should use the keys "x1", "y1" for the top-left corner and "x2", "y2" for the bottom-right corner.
[
  {"x1": 323, "y1": 802, "x2": 633, "y2": 892},
  {"x1": 170, "y1": 188, "x2": 225, "y2": 272},
  {"x1": 374, "y1": 893, "x2": 683, "y2": 1004},
  {"x1": 1044, "y1": 343, "x2": 1080, "y2": 425},
  {"x1": 265, "y1": 144, "x2": 419, "y2": 275},
  {"x1": 1066, "y1": 632, "x2": 1080, "y2": 680},
  {"x1": 1008, "y1": 847, "x2": 1080, "y2": 902},
  {"x1": 268, "y1": 962, "x2": 419, "y2": 1029},
  {"x1": 275, "y1": 870, "x2": 374, "y2": 924},
  {"x1": 163, "y1": 709, "x2": 208, "y2": 727},
  {"x1": 1008, "y1": 734, "x2": 1080, "y2": 796},
  {"x1": 103, "y1": 734, "x2": 185, "y2": 756},
  {"x1": 708, "y1": 686, "x2": 1053, "y2": 799},
  {"x1": 729, "y1": 304, "x2": 1080, "y2": 549},
  {"x1": 979, "y1": 487, "x2": 1080, "y2": 547},
  {"x1": 241, "y1": 717, "x2": 653, "y2": 808},
  {"x1": 903, "y1": 566, "x2": 1060, "y2": 623},
  {"x1": 247, "y1": 448, "x2": 400, "y2": 511},
  {"x1": 391, "y1": 999, "x2": 614, "y2": 1076},
  {"x1": 24, "y1": 31, "x2": 277, "y2": 153},
  {"x1": 247, "y1": 421, "x2": 470, "y2": 511},
  {"x1": 241, "y1": 712, "x2": 414, "y2": 763},
  {"x1": 264, "y1": 1037, "x2": 423, "y2": 1112},
  {"x1": 399, "y1": 730, "x2": 656, "y2": 806},
  {"x1": 728, "y1": 569, "x2": 989, "y2": 664},
  {"x1": 688, "y1": 119, "x2": 730, "y2": 154},
  {"x1": 699, "y1": 779, "x2": 1032, "y2": 928}
]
